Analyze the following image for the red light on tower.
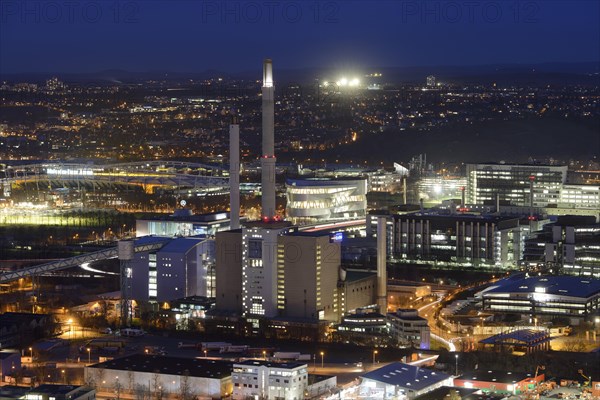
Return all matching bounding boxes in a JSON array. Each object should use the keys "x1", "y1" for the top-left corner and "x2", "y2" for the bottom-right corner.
[{"x1": 529, "y1": 176, "x2": 536, "y2": 182}]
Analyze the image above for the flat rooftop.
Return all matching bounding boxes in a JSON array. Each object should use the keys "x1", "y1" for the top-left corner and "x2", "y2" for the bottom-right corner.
[
  {"x1": 28, "y1": 384, "x2": 95, "y2": 398},
  {"x1": 235, "y1": 359, "x2": 306, "y2": 370},
  {"x1": 345, "y1": 270, "x2": 377, "y2": 282},
  {"x1": 88, "y1": 354, "x2": 233, "y2": 379},
  {"x1": 361, "y1": 362, "x2": 451, "y2": 391},
  {"x1": 457, "y1": 369, "x2": 535, "y2": 384},
  {"x1": 484, "y1": 275, "x2": 600, "y2": 299},
  {"x1": 138, "y1": 211, "x2": 231, "y2": 223}
]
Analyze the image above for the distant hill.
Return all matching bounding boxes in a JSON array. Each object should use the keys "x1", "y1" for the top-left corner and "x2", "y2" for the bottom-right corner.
[
  {"x1": 298, "y1": 117, "x2": 600, "y2": 164},
  {"x1": 2, "y1": 62, "x2": 598, "y2": 85}
]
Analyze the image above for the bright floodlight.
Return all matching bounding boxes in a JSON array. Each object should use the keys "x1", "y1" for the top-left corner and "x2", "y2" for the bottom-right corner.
[
  {"x1": 339, "y1": 77, "x2": 348, "y2": 86},
  {"x1": 323, "y1": 81, "x2": 329, "y2": 87},
  {"x1": 350, "y1": 78, "x2": 360, "y2": 86}
]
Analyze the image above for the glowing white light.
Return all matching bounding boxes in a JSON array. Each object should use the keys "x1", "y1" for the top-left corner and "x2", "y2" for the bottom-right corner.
[
  {"x1": 339, "y1": 78, "x2": 348, "y2": 86},
  {"x1": 323, "y1": 81, "x2": 329, "y2": 87},
  {"x1": 350, "y1": 78, "x2": 360, "y2": 87}
]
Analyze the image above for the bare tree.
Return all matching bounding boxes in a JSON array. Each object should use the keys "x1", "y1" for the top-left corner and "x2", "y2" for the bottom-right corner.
[
  {"x1": 179, "y1": 370, "x2": 196, "y2": 400},
  {"x1": 152, "y1": 371, "x2": 164, "y2": 400},
  {"x1": 127, "y1": 369, "x2": 135, "y2": 394},
  {"x1": 114, "y1": 378, "x2": 123, "y2": 400},
  {"x1": 134, "y1": 384, "x2": 150, "y2": 400}
]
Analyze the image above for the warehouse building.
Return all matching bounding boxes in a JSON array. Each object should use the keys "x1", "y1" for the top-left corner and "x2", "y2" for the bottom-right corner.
[
  {"x1": 359, "y1": 362, "x2": 453, "y2": 399},
  {"x1": 84, "y1": 354, "x2": 233, "y2": 399}
]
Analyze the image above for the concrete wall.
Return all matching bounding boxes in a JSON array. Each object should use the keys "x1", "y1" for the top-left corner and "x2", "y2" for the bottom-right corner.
[
  {"x1": 215, "y1": 230, "x2": 243, "y2": 313},
  {"x1": 84, "y1": 367, "x2": 231, "y2": 399}
]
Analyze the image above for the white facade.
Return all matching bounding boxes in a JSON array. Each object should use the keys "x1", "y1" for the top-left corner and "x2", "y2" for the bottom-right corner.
[
  {"x1": 285, "y1": 178, "x2": 367, "y2": 225},
  {"x1": 232, "y1": 360, "x2": 308, "y2": 400},
  {"x1": 559, "y1": 184, "x2": 600, "y2": 210},
  {"x1": 242, "y1": 226, "x2": 294, "y2": 318},
  {"x1": 84, "y1": 357, "x2": 232, "y2": 399},
  {"x1": 387, "y1": 309, "x2": 431, "y2": 349}
]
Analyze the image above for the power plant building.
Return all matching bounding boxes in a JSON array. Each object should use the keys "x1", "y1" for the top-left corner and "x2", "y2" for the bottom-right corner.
[
  {"x1": 211, "y1": 60, "x2": 380, "y2": 340},
  {"x1": 130, "y1": 236, "x2": 215, "y2": 303}
]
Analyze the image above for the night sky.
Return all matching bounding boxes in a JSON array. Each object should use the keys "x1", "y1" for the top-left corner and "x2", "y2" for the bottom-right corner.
[{"x1": 0, "y1": 0, "x2": 598, "y2": 74}]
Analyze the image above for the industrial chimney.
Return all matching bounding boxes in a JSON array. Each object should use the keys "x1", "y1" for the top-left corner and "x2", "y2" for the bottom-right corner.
[
  {"x1": 261, "y1": 59, "x2": 276, "y2": 221},
  {"x1": 376, "y1": 217, "x2": 387, "y2": 313},
  {"x1": 229, "y1": 116, "x2": 240, "y2": 230}
]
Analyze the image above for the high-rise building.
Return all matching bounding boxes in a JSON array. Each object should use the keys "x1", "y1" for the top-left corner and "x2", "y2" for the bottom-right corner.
[
  {"x1": 426, "y1": 75, "x2": 436, "y2": 87},
  {"x1": 466, "y1": 163, "x2": 568, "y2": 207},
  {"x1": 241, "y1": 222, "x2": 295, "y2": 318},
  {"x1": 392, "y1": 213, "x2": 523, "y2": 268},
  {"x1": 215, "y1": 229, "x2": 244, "y2": 314},
  {"x1": 130, "y1": 236, "x2": 215, "y2": 303},
  {"x1": 522, "y1": 216, "x2": 600, "y2": 277},
  {"x1": 277, "y1": 232, "x2": 341, "y2": 321}
]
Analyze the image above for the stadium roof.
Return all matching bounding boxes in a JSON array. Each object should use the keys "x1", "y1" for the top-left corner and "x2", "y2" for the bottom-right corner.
[{"x1": 361, "y1": 362, "x2": 451, "y2": 391}]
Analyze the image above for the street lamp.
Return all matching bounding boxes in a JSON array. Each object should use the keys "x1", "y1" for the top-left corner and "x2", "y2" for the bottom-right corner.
[
  {"x1": 373, "y1": 350, "x2": 378, "y2": 365},
  {"x1": 61, "y1": 369, "x2": 66, "y2": 384},
  {"x1": 67, "y1": 318, "x2": 73, "y2": 339},
  {"x1": 320, "y1": 351, "x2": 324, "y2": 368},
  {"x1": 262, "y1": 350, "x2": 267, "y2": 360},
  {"x1": 29, "y1": 347, "x2": 33, "y2": 361},
  {"x1": 203, "y1": 350, "x2": 207, "y2": 358},
  {"x1": 455, "y1": 354, "x2": 459, "y2": 376},
  {"x1": 87, "y1": 348, "x2": 91, "y2": 364}
]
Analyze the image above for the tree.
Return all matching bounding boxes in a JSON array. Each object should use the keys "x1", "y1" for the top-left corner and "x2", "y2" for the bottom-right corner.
[
  {"x1": 179, "y1": 370, "x2": 196, "y2": 400},
  {"x1": 134, "y1": 384, "x2": 150, "y2": 400},
  {"x1": 152, "y1": 371, "x2": 164, "y2": 400},
  {"x1": 113, "y1": 378, "x2": 123, "y2": 400}
]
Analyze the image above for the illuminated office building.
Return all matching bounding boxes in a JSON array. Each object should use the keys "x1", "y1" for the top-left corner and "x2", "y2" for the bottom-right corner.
[
  {"x1": 467, "y1": 163, "x2": 567, "y2": 207},
  {"x1": 392, "y1": 213, "x2": 523, "y2": 268},
  {"x1": 522, "y1": 216, "x2": 600, "y2": 277}
]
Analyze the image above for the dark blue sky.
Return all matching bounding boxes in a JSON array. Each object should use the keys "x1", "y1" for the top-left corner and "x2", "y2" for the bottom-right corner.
[{"x1": 1, "y1": 0, "x2": 598, "y2": 73}]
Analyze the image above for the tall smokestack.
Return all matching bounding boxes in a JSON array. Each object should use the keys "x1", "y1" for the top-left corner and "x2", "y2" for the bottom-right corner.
[
  {"x1": 377, "y1": 217, "x2": 387, "y2": 313},
  {"x1": 460, "y1": 186, "x2": 466, "y2": 209},
  {"x1": 403, "y1": 176, "x2": 407, "y2": 205},
  {"x1": 261, "y1": 59, "x2": 276, "y2": 221},
  {"x1": 229, "y1": 117, "x2": 240, "y2": 230}
]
